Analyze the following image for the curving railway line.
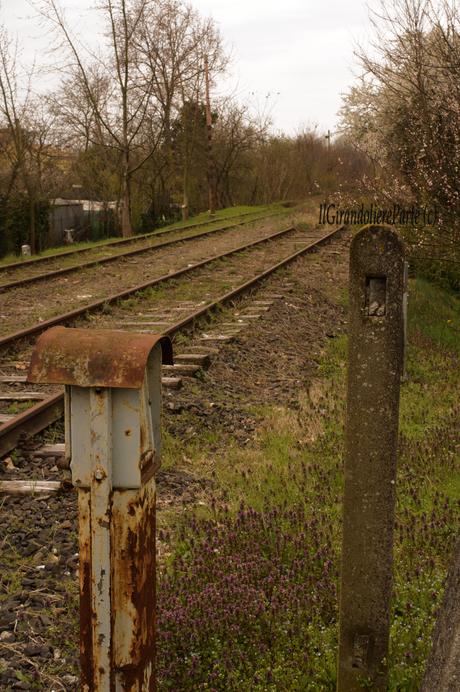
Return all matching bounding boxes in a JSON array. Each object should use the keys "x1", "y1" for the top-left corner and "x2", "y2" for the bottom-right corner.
[
  {"x1": 0, "y1": 213, "x2": 302, "y2": 341},
  {"x1": 0, "y1": 220, "x2": 345, "y2": 459}
]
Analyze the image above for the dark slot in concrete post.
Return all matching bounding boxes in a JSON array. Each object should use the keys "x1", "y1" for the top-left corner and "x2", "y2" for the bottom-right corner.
[{"x1": 337, "y1": 225, "x2": 405, "y2": 691}]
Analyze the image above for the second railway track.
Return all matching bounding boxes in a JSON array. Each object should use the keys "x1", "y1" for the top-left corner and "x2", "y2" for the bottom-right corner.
[
  {"x1": 0, "y1": 213, "x2": 313, "y2": 348},
  {"x1": 0, "y1": 209, "x2": 286, "y2": 292},
  {"x1": 0, "y1": 222, "x2": 345, "y2": 457}
]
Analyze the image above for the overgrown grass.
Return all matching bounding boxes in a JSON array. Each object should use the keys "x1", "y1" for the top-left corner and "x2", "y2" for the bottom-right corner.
[
  {"x1": 2, "y1": 274, "x2": 455, "y2": 689},
  {"x1": 157, "y1": 278, "x2": 460, "y2": 690},
  {"x1": 5, "y1": 400, "x2": 33, "y2": 415}
]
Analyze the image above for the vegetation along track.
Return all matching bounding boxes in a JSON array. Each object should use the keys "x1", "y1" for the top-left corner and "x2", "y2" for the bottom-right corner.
[
  {"x1": 0, "y1": 223, "x2": 344, "y2": 457},
  {"x1": 0, "y1": 209, "x2": 287, "y2": 291}
]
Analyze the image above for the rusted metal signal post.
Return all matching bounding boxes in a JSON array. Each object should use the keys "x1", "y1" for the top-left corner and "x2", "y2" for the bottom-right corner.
[
  {"x1": 338, "y1": 226, "x2": 405, "y2": 690},
  {"x1": 28, "y1": 327, "x2": 173, "y2": 691}
]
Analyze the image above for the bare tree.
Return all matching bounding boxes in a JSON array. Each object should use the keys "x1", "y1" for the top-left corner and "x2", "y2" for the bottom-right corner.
[
  {"x1": 340, "y1": 0, "x2": 460, "y2": 256},
  {"x1": 134, "y1": 0, "x2": 227, "y2": 215},
  {"x1": 0, "y1": 25, "x2": 60, "y2": 252},
  {"x1": 48, "y1": 66, "x2": 111, "y2": 152},
  {"x1": 212, "y1": 99, "x2": 266, "y2": 207},
  {"x1": 37, "y1": 0, "x2": 161, "y2": 236}
]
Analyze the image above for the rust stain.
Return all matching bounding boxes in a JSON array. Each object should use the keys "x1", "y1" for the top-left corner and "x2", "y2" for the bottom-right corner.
[
  {"x1": 140, "y1": 450, "x2": 155, "y2": 472},
  {"x1": 78, "y1": 490, "x2": 94, "y2": 691},
  {"x1": 28, "y1": 326, "x2": 173, "y2": 389},
  {"x1": 79, "y1": 479, "x2": 157, "y2": 690},
  {"x1": 112, "y1": 482, "x2": 156, "y2": 690}
]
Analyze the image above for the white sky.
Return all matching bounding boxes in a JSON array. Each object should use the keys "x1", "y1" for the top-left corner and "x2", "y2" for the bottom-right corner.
[{"x1": 2, "y1": 0, "x2": 379, "y2": 136}]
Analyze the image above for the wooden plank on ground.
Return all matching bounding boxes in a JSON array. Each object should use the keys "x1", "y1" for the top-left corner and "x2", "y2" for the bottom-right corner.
[
  {"x1": 0, "y1": 375, "x2": 27, "y2": 383},
  {"x1": 33, "y1": 443, "x2": 66, "y2": 458},
  {"x1": 0, "y1": 480, "x2": 66, "y2": 495},
  {"x1": 161, "y1": 377, "x2": 182, "y2": 390},
  {"x1": 0, "y1": 393, "x2": 48, "y2": 401}
]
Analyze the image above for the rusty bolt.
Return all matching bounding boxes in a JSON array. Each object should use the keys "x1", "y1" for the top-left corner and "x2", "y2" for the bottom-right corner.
[{"x1": 94, "y1": 467, "x2": 106, "y2": 481}]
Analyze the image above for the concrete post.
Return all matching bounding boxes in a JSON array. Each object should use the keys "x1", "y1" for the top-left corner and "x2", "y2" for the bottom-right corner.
[{"x1": 337, "y1": 225, "x2": 405, "y2": 691}]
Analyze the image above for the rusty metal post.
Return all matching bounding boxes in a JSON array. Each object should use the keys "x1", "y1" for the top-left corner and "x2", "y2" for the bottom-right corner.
[
  {"x1": 89, "y1": 387, "x2": 113, "y2": 690},
  {"x1": 337, "y1": 225, "x2": 405, "y2": 691},
  {"x1": 28, "y1": 327, "x2": 173, "y2": 691}
]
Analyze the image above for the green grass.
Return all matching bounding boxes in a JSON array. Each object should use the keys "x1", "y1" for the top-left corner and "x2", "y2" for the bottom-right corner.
[
  {"x1": 407, "y1": 278, "x2": 460, "y2": 353},
  {"x1": 157, "y1": 276, "x2": 459, "y2": 690},
  {"x1": 5, "y1": 400, "x2": 33, "y2": 415},
  {"x1": 318, "y1": 334, "x2": 347, "y2": 378}
]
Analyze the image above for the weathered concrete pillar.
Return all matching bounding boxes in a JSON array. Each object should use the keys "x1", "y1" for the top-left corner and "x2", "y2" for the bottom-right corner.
[
  {"x1": 337, "y1": 225, "x2": 405, "y2": 691},
  {"x1": 421, "y1": 533, "x2": 460, "y2": 691}
]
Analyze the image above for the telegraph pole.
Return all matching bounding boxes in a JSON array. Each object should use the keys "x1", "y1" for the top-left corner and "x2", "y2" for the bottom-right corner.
[
  {"x1": 204, "y1": 56, "x2": 216, "y2": 216},
  {"x1": 324, "y1": 129, "x2": 335, "y2": 203}
]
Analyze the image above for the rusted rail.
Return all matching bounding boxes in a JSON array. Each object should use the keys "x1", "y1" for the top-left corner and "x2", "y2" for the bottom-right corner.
[
  {"x1": 0, "y1": 392, "x2": 64, "y2": 459},
  {"x1": 0, "y1": 208, "x2": 284, "y2": 274},
  {"x1": 0, "y1": 225, "x2": 344, "y2": 457},
  {"x1": 0, "y1": 211, "x2": 284, "y2": 293},
  {"x1": 0, "y1": 223, "x2": 298, "y2": 351}
]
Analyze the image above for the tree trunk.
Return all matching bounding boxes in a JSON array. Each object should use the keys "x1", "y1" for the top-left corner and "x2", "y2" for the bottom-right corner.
[
  {"x1": 120, "y1": 151, "x2": 133, "y2": 237},
  {"x1": 181, "y1": 194, "x2": 189, "y2": 221},
  {"x1": 29, "y1": 195, "x2": 37, "y2": 254},
  {"x1": 164, "y1": 106, "x2": 175, "y2": 207},
  {"x1": 182, "y1": 128, "x2": 190, "y2": 221}
]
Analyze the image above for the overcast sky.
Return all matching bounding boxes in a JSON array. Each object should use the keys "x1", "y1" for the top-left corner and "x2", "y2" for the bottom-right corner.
[{"x1": 2, "y1": 0, "x2": 379, "y2": 136}]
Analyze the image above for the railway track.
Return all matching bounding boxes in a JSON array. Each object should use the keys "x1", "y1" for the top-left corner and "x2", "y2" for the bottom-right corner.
[
  {"x1": 0, "y1": 209, "x2": 287, "y2": 292},
  {"x1": 0, "y1": 213, "x2": 303, "y2": 341},
  {"x1": 0, "y1": 212, "x2": 288, "y2": 293},
  {"x1": 0, "y1": 222, "x2": 344, "y2": 459}
]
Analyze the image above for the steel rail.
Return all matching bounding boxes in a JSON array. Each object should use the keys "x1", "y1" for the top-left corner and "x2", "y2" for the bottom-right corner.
[
  {"x1": 0, "y1": 208, "x2": 285, "y2": 274},
  {"x1": 0, "y1": 223, "x2": 300, "y2": 351},
  {"x1": 164, "y1": 225, "x2": 343, "y2": 335},
  {"x1": 0, "y1": 393, "x2": 64, "y2": 459},
  {"x1": 0, "y1": 225, "x2": 344, "y2": 457},
  {"x1": 0, "y1": 211, "x2": 285, "y2": 293}
]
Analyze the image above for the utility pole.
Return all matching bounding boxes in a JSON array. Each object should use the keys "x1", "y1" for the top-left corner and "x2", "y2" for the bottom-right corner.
[
  {"x1": 204, "y1": 56, "x2": 216, "y2": 216},
  {"x1": 324, "y1": 129, "x2": 332, "y2": 203}
]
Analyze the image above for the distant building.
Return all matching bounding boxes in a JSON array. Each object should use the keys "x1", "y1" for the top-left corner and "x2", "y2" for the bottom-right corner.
[
  {"x1": 50, "y1": 196, "x2": 117, "y2": 244},
  {"x1": 49, "y1": 199, "x2": 84, "y2": 245}
]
